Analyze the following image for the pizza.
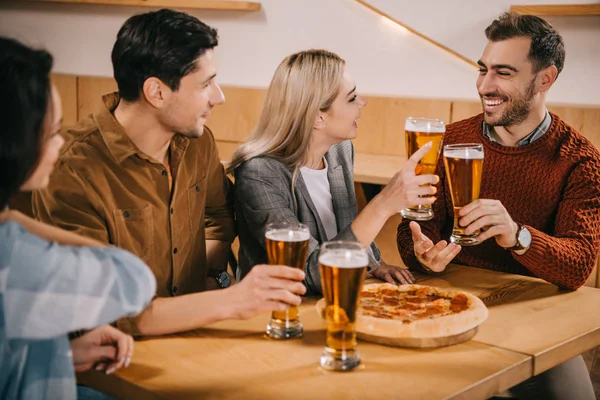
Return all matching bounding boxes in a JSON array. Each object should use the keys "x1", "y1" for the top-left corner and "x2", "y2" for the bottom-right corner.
[
  {"x1": 316, "y1": 283, "x2": 488, "y2": 343},
  {"x1": 355, "y1": 283, "x2": 488, "y2": 339}
]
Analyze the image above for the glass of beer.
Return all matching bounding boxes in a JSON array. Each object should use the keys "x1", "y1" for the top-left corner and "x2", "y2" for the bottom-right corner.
[
  {"x1": 443, "y1": 143, "x2": 484, "y2": 246},
  {"x1": 319, "y1": 241, "x2": 368, "y2": 372},
  {"x1": 401, "y1": 117, "x2": 445, "y2": 221},
  {"x1": 265, "y1": 221, "x2": 310, "y2": 339}
]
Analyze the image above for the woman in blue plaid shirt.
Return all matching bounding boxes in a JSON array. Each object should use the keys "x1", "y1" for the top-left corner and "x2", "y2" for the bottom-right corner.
[{"x1": 0, "y1": 38, "x2": 156, "y2": 400}]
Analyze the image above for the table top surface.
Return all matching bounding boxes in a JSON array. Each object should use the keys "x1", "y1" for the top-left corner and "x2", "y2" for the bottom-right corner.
[{"x1": 79, "y1": 264, "x2": 600, "y2": 399}]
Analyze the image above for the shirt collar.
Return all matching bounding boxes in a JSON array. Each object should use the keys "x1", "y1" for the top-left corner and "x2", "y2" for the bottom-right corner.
[
  {"x1": 95, "y1": 92, "x2": 189, "y2": 164},
  {"x1": 482, "y1": 109, "x2": 552, "y2": 147}
]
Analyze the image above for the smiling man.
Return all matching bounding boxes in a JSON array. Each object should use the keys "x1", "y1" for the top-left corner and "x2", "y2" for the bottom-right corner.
[
  {"x1": 32, "y1": 9, "x2": 307, "y2": 337},
  {"x1": 396, "y1": 12, "x2": 599, "y2": 399}
]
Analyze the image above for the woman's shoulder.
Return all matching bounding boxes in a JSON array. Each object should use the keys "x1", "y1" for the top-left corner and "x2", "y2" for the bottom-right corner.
[{"x1": 235, "y1": 155, "x2": 292, "y2": 179}]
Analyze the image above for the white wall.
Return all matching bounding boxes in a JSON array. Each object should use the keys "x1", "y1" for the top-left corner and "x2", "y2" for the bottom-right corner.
[{"x1": 0, "y1": 0, "x2": 598, "y2": 105}]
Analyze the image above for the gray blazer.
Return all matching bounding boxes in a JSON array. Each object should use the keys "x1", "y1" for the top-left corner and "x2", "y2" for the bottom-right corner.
[{"x1": 234, "y1": 140, "x2": 381, "y2": 294}]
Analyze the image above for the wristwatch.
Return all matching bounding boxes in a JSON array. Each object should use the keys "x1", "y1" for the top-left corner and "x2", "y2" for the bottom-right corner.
[
  {"x1": 505, "y1": 223, "x2": 532, "y2": 252},
  {"x1": 208, "y1": 269, "x2": 231, "y2": 289}
]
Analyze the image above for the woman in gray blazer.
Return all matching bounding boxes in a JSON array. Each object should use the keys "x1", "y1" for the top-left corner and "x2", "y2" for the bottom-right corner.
[{"x1": 228, "y1": 50, "x2": 438, "y2": 294}]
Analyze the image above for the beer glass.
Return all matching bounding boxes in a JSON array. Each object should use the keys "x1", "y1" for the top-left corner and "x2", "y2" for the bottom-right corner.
[
  {"x1": 443, "y1": 143, "x2": 484, "y2": 246},
  {"x1": 319, "y1": 241, "x2": 368, "y2": 371},
  {"x1": 401, "y1": 117, "x2": 445, "y2": 221},
  {"x1": 265, "y1": 221, "x2": 310, "y2": 339}
]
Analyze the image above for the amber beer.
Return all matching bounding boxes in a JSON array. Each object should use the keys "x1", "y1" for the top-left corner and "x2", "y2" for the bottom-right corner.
[
  {"x1": 318, "y1": 241, "x2": 368, "y2": 371},
  {"x1": 265, "y1": 222, "x2": 310, "y2": 339},
  {"x1": 401, "y1": 117, "x2": 445, "y2": 221},
  {"x1": 443, "y1": 144, "x2": 484, "y2": 246}
]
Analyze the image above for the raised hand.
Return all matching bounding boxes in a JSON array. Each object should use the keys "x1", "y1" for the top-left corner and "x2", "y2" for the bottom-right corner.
[{"x1": 410, "y1": 221, "x2": 461, "y2": 272}]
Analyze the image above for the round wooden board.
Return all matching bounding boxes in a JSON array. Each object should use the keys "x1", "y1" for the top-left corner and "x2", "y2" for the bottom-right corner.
[
  {"x1": 315, "y1": 298, "x2": 480, "y2": 348},
  {"x1": 357, "y1": 326, "x2": 478, "y2": 348}
]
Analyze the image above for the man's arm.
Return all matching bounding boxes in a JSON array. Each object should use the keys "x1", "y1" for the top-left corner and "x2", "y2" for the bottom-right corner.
[
  {"x1": 511, "y1": 159, "x2": 600, "y2": 289},
  {"x1": 132, "y1": 264, "x2": 306, "y2": 336},
  {"x1": 203, "y1": 128, "x2": 236, "y2": 245},
  {"x1": 206, "y1": 239, "x2": 231, "y2": 290}
]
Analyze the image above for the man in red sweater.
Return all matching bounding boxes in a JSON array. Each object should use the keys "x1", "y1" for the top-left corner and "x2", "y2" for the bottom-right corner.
[{"x1": 397, "y1": 12, "x2": 599, "y2": 399}]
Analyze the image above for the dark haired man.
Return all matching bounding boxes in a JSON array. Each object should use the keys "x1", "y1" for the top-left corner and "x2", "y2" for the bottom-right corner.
[
  {"x1": 397, "y1": 12, "x2": 599, "y2": 399},
  {"x1": 33, "y1": 9, "x2": 306, "y2": 336}
]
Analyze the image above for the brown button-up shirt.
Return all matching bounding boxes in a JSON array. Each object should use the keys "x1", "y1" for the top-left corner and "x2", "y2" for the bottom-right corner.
[{"x1": 33, "y1": 93, "x2": 235, "y2": 330}]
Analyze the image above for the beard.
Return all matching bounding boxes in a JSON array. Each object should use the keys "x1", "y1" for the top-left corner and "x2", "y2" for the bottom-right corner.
[{"x1": 482, "y1": 77, "x2": 536, "y2": 127}]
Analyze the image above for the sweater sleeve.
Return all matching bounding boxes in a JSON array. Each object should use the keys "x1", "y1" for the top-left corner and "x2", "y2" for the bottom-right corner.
[
  {"x1": 397, "y1": 147, "x2": 452, "y2": 273},
  {"x1": 513, "y1": 156, "x2": 600, "y2": 290}
]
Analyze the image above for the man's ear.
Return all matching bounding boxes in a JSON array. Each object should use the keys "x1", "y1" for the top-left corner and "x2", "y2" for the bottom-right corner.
[
  {"x1": 142, "y1": 77, "x2": 170, "y2": 108},
  {"x1": 536, "y1": 65, "x2": 558, "y2": 94}
]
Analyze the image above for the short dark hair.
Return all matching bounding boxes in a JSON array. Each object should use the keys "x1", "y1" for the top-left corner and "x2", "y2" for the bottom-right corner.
[
  {"x1": 112, "y1": 9, "x2": 219, "y2": 102},
  {"x1": 485, "y1": 12, "x2": 565, "y2": 75},
  {"x1": 0, "y1": 37, "x2": 53, "y2": 209}
]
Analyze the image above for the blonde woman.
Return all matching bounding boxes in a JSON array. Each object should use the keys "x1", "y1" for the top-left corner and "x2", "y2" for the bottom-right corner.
[{"x1": 229, "y1": 50, "x2": 438, "y2": 294}]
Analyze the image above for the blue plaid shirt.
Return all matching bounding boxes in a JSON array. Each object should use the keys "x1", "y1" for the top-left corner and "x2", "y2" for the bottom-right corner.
[
  {"x1": 0, "y1": 221, "x2": 156, "y2": 400},
  {"x1": 482, "y1": 110, "x2": 552, "y2": 146}
]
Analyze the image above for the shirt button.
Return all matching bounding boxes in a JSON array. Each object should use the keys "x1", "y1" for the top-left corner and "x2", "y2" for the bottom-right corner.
[
  {"x1": 162, "y1": 170, "x2": 168, "y2": 176},
  {"x1": 195, "y1": 185, "x2": 200, "y2": 192},
  {"x1": 173, "y1": 248, "x2": 178, "y2": 254},
  {"x1": 170, "y1": 208, "x2": 174, "y2": 214},
  {"x1": 123, "y1": 211, "x2": 131, "y2": 218},
  {"x1": 173, "y1": 285, "x2": 179, "y2": 294}
]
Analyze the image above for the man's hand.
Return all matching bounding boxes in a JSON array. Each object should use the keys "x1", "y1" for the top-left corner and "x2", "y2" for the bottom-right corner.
[
  {"x1": 71, "y1": 325, "x2": 133, "y2": 375},
  {"x1": 369, "y1": 260, "x2": 415, "y2": 284},
  {"x1": 227, "y1": 265, "x2": 306, "y2": 320},
  {"x1": 458, "y1": 199, "x2": 518, "y2": 248},
  {"x1": 410, "y1": 221, "x2": 461, "y2": 272}
]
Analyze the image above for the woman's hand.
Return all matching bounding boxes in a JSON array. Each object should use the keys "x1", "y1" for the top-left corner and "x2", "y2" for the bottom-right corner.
[{"x1": 369, "y1": 260, "x2": 415, "y2": 285}]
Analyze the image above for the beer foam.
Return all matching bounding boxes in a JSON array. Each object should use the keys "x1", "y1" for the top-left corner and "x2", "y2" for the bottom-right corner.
[
  {"x1": 319, "y1": 249, "x2": 369, "y2": 268},
  {"x1": 444, "y1": 147, "x2": 484, "y2": 159},
  {"x1": 405, "y1": 119, "x2": 445, "y2": 133},
  {"x1": 265, "y1": 229, "x2": 311, "y2": 242}
]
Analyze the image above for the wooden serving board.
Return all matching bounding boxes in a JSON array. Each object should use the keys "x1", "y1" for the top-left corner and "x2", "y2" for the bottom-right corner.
[
  {"x1": 357, "y1": 326, "x2": 478, "y2": 348},
  {"x1": 315, "y1": 298, "x2": 479, "y2": 348}
]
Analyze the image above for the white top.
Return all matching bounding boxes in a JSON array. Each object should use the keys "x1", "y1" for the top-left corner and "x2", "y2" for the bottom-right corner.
[{"x1": 300, "y1": 159, "x2": 338, "y2": 241}]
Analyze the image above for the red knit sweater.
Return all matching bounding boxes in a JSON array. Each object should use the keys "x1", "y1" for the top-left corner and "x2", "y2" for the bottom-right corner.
[{"x1": 397, "y1": 113, "x2": 600, "y2": 290}]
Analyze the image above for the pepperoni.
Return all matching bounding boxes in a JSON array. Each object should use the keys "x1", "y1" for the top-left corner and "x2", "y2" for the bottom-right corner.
[
  {"x1": 383, "y1": 296, "x2": 401, "y2": 306},
  {"x1": 380, "y1": 288, "x2": 398, "y2": 296},
  {"x1": 361, "y1": 291, "x2": 377, "y2": 298},
  {"x1": 406, "y1": 297, "x2": 430, "y2": 304},
  {"x1": 401, "y1": 303, "x2": 420, "y2": 311},
  {"x1": 374, "y1": 313, "x2": 393, "y2": 319},
  {"x1": 450, "y1": 303, "x2": 468, "y2": 313},
  {"x1": 451, "y1": 294, "x2": 469, "y2": 305}
]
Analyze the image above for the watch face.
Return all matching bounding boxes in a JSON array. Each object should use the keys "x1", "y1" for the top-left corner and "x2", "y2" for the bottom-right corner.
[
  {"x1": 218, "y1": 271, "x2": 231, "y2": 288},
  {"x1": 518, "y1": 226, "x2": 532, "y2": 248}
]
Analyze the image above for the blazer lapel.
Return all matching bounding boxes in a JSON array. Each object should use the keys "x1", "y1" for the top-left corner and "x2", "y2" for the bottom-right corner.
[{"x1": 326, "y1": 152, "x2": 355, "y2": 234}]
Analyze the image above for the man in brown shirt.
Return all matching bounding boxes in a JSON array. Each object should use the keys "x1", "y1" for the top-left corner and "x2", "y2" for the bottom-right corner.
[{"x1": 33, "y1": 9, "x2": 306, "y2": 335}]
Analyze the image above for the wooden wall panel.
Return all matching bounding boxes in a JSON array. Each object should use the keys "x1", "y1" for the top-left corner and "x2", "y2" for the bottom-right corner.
[
  {"x1": 51, "y1": 73, "x2": 78, "y2": 127},
  {"x1": 208, "y1": 86, "x2": 265, "y2": 143},
  {"x1": 353, "y1": 96, "x2": 452, "y2": 156},
  {"x1": 547, "y1": 105, "x2": 600, "y2": 151},
  {"x1": 450, "y1": 101, "x2": 482, "y2": 123},
  {"x1": 77, "y1": 76, "x2": 118, "y2": 119}
]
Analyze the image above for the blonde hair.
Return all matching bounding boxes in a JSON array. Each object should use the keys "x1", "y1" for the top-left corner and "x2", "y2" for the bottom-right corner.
[{"x1": 227, "y1": 49, "x2": 345, "y2": 173}]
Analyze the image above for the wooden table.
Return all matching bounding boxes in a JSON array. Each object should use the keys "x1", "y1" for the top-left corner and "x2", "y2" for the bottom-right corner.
[
  {"x1": 79, "y1": 265, "x2": 600, "y2": 399},
  {"x1": 215, "y1": 140, "x2": 403, "y2": 185}
]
